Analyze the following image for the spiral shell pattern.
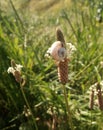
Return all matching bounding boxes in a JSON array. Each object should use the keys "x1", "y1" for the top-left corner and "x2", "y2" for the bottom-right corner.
[{"x1": 50, "y1": 41, "x2": 67, "y2": 61}]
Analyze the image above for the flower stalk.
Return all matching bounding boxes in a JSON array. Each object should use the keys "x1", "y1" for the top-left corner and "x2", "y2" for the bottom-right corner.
[
  {"x1": 62, "y1": 84, "x2": 74, "y2": 130},
  {"x1": 46, "y1": 28, "x2": 75, "y2": 129},
  {"x1": 7, "y1": 60, "x2": 38, "y2": 130},
  {"x1": 56, "y1": 28, "x2": 74, "y2": 129},
  {"x1": 20, "y1": 83, "x2": 38, "y2": 130}
]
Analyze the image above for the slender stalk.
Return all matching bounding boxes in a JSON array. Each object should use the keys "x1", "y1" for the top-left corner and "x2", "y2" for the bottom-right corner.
[
  {"x1": 20, "y1": 84, "x2": 38, "y2": 130},
  {"x1": 62, "y1": 84, "x2": 74, "y2": 130}
]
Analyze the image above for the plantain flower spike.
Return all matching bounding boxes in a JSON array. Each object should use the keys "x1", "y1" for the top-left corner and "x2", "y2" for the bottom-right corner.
[
  {"x1": 46, "y1": 28, "x2": 76, "y2": 84},
  {"x1": 7, "y1": 59, "x2": 25, "y2": 86},
  {"x1": 55, "y1": 28, "x2": 68, "y2": 84}
]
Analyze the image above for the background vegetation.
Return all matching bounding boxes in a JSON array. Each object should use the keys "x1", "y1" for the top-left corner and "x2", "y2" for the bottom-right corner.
[{"x1": 0, "y1": 0, "x2": 103, "y2": 130}]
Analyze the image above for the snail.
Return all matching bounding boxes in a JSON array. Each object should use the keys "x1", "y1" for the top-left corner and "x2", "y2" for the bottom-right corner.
[{"x1": 47, "y1": 41, "x2": 67, "y2": 62}]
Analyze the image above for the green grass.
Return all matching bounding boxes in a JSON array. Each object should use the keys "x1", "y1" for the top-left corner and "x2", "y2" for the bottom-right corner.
[{"x1": 0, "y1": 0, "x2": 103, "y2": 130}]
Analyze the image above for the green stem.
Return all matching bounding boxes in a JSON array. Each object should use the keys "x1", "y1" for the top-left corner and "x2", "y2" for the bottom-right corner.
[
  {"x1": 20, "y1": 85, "x2": 38, "y2": 130},
  {"x1": 62, "y1": 84, "x2": 74, "y2": 130}
]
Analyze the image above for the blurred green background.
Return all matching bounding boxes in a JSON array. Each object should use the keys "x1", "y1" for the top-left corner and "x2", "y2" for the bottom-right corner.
[{"x1": 0, "y1": 0, "x2": 103, "y2": 130}]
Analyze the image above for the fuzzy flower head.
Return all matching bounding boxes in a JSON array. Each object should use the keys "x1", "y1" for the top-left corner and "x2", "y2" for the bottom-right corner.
[
  {"x1": 7, "y1": 64, "x2": 23, "y2": 74},
  {"x1": 66, "y1": 42, "x2": 76, "y2": 57},
  {"x1": 7, "y1": 60, "x2": 23, "y2": 83}
]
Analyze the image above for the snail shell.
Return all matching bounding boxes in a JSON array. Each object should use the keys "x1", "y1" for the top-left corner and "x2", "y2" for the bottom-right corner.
[{"x1": 50, "y1": 41, "x2": 67, "y2": 61}]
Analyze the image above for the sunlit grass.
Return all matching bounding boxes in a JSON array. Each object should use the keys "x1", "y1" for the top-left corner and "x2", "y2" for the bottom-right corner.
[{"x1": 0, "y1": 0, "x2": 103, "y2": 130}]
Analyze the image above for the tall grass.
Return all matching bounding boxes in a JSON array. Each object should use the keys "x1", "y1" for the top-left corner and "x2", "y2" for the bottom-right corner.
[{"x1": 0, "y1": 0, "x2": 103, "y2": 130}]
